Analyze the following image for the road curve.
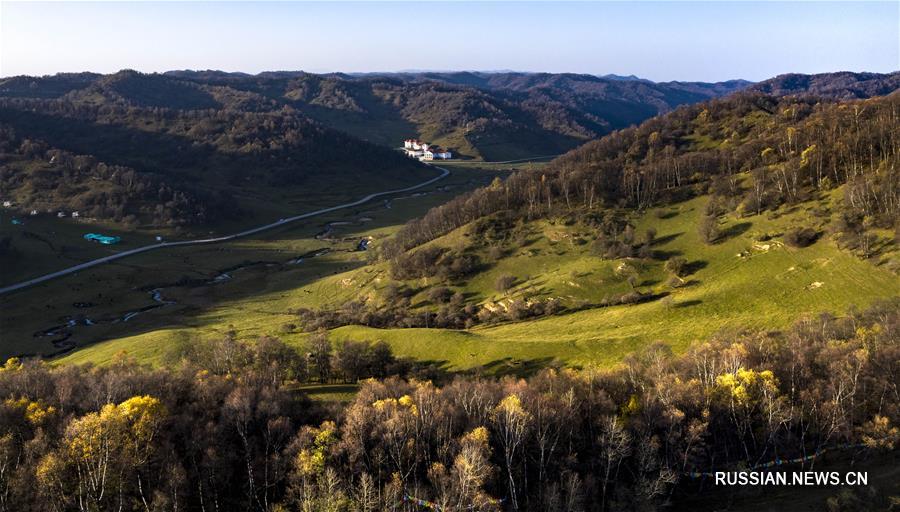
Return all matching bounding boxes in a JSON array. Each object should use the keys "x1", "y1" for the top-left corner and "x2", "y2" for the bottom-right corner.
[{"x1": 0, "y1": 166, "x2": 450, "y2": 296}]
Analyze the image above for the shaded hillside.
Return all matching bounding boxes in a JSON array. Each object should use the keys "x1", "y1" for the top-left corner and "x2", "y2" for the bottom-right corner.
[
  {"x1": 0, "y1": 89, "x2": 431, "y2": 229},
  {"x1": 0, "y1": 126, "x2": 233, "y2": 228},
  {"x1": 168, "y1": 70, "x2": 755, "y2": 160}
]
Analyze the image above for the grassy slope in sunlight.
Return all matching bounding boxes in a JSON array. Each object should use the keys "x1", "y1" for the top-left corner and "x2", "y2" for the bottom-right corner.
[{"x1": 56, "y1": 190, "x2": 900, "y2": 371}]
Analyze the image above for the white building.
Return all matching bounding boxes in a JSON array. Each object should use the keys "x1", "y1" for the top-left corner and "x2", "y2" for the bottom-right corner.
[
  {"x1": 57, "y1": 211, "x2": 66, "y2": 218},
  {"x1": 404, "y1": 138, "x2": 452, "y2": 160},
  {"x1": 72, "y1": 211, "x2": 80, "y2": 218},
  {"x1": 2, "y1": 201, "x2": 11, "y2": 208},
  {"x1": 421, "y1": 147, "x2": 453, "y2": 161}
]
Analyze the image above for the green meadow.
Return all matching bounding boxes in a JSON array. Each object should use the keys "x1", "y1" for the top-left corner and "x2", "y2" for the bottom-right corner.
[{"x1": 52, "y1": 185, "x2": 900, "y2": 372}]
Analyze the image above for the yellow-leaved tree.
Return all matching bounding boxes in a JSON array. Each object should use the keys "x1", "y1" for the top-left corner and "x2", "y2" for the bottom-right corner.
[{"x1": 37, "y1": 395, "x2": 166, "y2": 512}]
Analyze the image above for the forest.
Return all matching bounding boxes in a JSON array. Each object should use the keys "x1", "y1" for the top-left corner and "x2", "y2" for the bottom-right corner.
[{"x1": 0, "y1": 300, "x2": 895, "y2": 511}]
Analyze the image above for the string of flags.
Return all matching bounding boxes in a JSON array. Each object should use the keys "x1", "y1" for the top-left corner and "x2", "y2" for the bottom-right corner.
[{"x1": 684, "y1": 442, "x2": 867, "y2": 479}]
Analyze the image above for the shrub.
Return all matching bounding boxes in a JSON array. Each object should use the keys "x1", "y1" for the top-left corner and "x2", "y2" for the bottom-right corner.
[
  {"x1": 488, "y1": 245, "x2": 505, "y2": 261},
  {"x1": 495, "y1": 274, "x2": 516, "y2": 293},
  {"x1": 698, "y1": 214, "x2": 720, "y2": 244},
  {"x1": 664, "y1": 256, "x2": 687, "y2": 276},
  {"x1": 427, "y1": 287, "x2": 454, "y2": 304}
]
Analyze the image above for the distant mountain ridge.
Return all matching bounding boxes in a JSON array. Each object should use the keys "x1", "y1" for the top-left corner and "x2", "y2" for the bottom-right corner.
[
  {"x1": 748, "y1": 71, "x2": 900, "y2": 99},
  {"x1": 2, "y1": 70, "x2": 757, "y2": 161}
]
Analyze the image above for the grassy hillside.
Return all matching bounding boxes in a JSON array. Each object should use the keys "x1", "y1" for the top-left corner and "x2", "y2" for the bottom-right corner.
[{"x1": 54, "y1": 187, "x2": 900, "y2": 371}]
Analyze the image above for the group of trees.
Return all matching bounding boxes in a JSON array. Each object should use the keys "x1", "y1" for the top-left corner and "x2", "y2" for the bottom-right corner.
[
  {"x1": 389, "y1": 246, "x2": 482, "y2": 282},
  {"x1": 0, "y1": 299, "x2": 896, "y2": 510},
  {"x1": 384, "y1": 93, "x2": 899, "y2": 261},
  {"x1": 295, "y1": 292, "x2": 568, "y2": 332}
]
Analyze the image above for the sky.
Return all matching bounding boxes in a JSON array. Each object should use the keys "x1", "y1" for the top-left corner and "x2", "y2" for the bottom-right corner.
[{"x1": 1, "y1": 1, "x2": 897, "y2": 82}]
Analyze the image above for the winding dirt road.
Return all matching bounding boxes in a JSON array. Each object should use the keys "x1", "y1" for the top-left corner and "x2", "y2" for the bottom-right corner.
[{"x1": 0, "y1": 166, "x2": 449, "y2": 296}]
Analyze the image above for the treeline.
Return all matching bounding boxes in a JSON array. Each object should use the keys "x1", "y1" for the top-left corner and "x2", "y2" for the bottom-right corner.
[
  {"x1": 1, "y1": 300, "x2": 896, "y2": 510},
  {"x1": 0, "y1": 126, "x2": 234, "y2": 227},
  {"x1": 383, "y1": 93, "x2": 900, "y2": 259}
]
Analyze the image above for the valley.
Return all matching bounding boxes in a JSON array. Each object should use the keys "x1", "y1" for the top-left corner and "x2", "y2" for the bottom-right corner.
[{"x1": 0, "y1": 61, "x2": 898, "y2": 512}]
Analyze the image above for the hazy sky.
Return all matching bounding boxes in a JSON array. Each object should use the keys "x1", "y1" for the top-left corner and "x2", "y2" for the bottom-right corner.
[{"x1": 1, "y1": 1, "x2": 897, "y2": 82}]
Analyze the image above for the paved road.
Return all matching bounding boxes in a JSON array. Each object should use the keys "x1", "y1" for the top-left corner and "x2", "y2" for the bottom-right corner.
[
  {"x1": 0, "y1": 166, "x2": 450, "y2": 296},
  {"x1": 442, "y1": 154, "x2": 561, "y2": 165}
]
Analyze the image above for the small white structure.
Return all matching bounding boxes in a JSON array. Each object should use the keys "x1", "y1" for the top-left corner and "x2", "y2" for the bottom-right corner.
[
  {"x1": 404, "y1": 138, "x2": 452, "y2": 160},
  {"x1": 71, "y1": 211, "x2": 80, "y2": 218},
  {"x1": 2, "y1": 201, "x2": 11, "y2": 208},
  {"x1": 57, "y1": 211, "x2": 66, "y2": 218},
  {"x1": 30, "y1": 210, "x2": 38, "y2": 216},
  {"x1": 404, "y1": 139, "x2": 426, "y2": 150},
  {"x1": 421, "y1": 147, "x2": 453, "y2": 161}
]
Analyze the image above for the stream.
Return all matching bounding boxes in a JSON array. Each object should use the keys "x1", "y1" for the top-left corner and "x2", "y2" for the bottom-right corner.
[{"x1": 33, "y1": 248, "x2": 334, "y2": 354}]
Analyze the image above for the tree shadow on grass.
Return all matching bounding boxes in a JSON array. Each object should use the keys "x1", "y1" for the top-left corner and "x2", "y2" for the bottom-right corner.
[
  {"x1": 477, "y1": 357, "x2": 559, "y2": 378},
  {"x1": 718, "y1": 222, "x2": 752, "y2": 243},
  {"x1": 674, "y1": 299, "x2": 703, "y2": 308},
  {"x1": 651, "y1": 232, "x2": 683, "y2": 246},
  {"x1": 655, "y1": 210, "x2": 679, "y2": 220},
  {"x1": 683, "y1": 260, "x2": 708, "y2": 275},
  {"x1": 653, "y1": 249, "x2": 684, "y2": 260}
]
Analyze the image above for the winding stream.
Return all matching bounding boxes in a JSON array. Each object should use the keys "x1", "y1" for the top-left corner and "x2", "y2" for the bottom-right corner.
[{"x1": 33, "y1": 247, "x2": 335, "y2": 353}]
